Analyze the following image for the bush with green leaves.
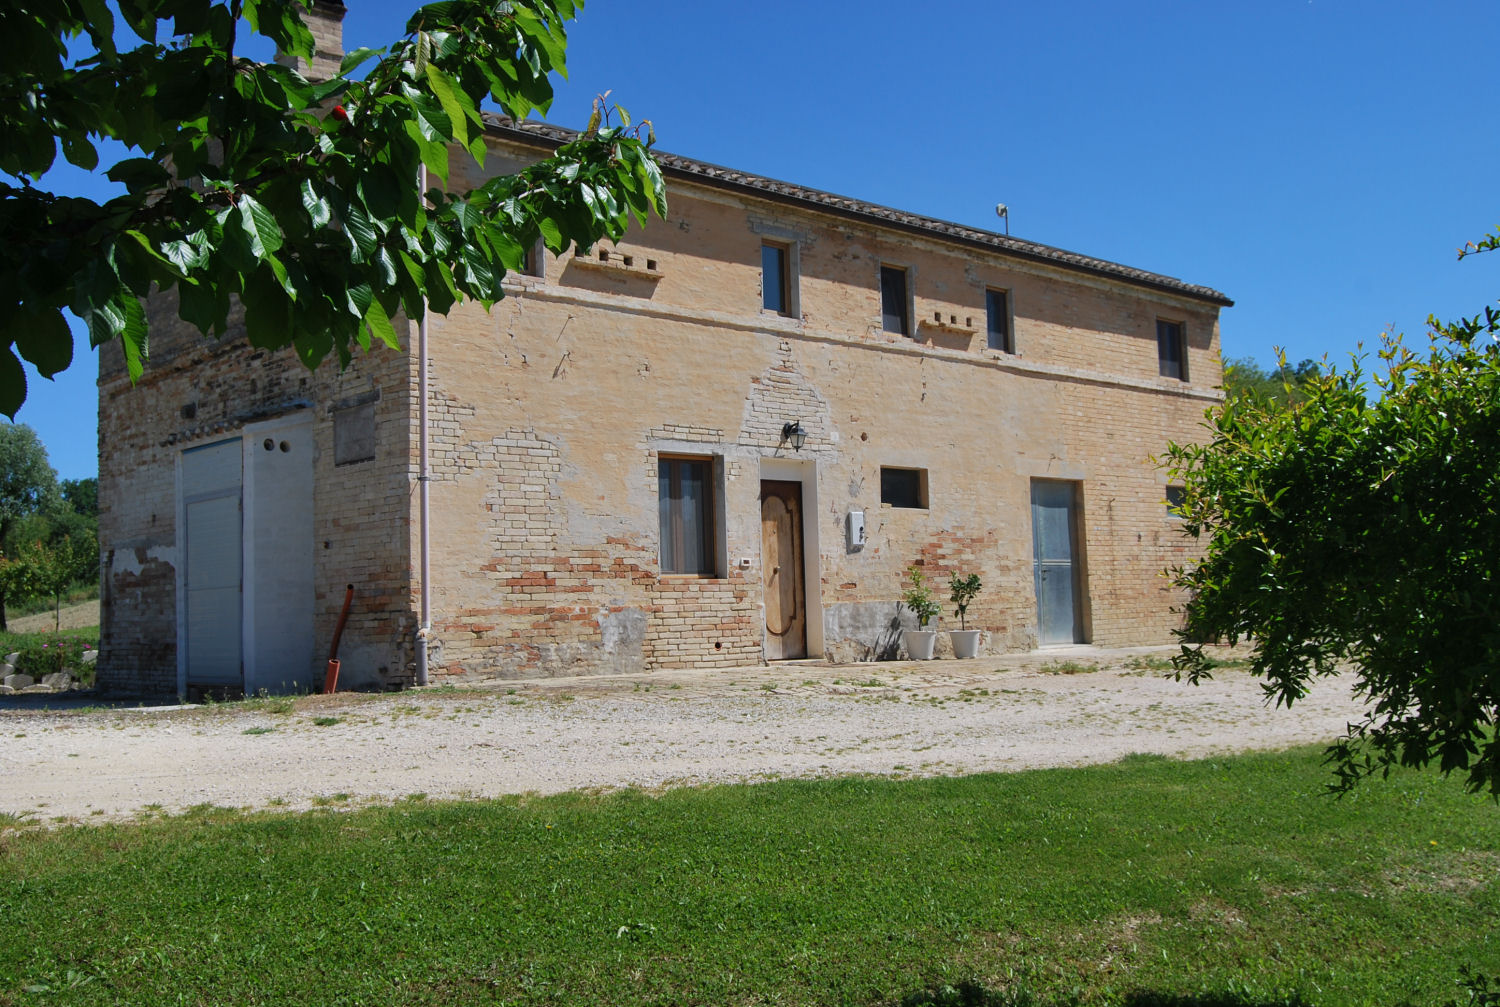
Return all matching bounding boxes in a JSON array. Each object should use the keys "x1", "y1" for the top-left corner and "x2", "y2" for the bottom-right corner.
[
  {"x1": 947, "y1": 572, "x2": 982, "y2": 631},
  {"x1": 1164, "y1": 228, "x2": 1500, "y2": 795},
  {"x1": 12, "y1": 634, "x2": 94, "y2": 684},
  {"x1": 901, "y1": 567, "x2": 941, "y2": 628}
]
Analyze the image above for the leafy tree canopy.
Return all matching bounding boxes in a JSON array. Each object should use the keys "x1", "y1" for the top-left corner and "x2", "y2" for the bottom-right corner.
[
  {"x1": 1165, "y1": 229, "x2": 1500, "y2": 796},
  {"x1": 1221, "y1": 354, "x2": 1321, "y2": 410},
  {"x1": 61, "y1": 476, "x2": 98, "y2": 518},
  {"x1": 0, "y1": 424, "x2": 59, "y2": 537},
  {"x1": 0, "y1": 0, "x2": 666, "y2": 416}
]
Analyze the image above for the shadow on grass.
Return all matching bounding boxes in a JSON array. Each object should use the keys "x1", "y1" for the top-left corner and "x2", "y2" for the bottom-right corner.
[{"x1": 897, "y1": 982, "x2": 1315, "y2": 1007}]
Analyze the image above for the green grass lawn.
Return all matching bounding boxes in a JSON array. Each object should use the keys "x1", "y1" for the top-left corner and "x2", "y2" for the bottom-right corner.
[{"x1": 1, "y1": 747, "x2": 1496, "y2": 1006}]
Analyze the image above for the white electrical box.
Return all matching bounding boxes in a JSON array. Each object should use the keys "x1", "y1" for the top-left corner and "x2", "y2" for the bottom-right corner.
[{"x1": 847, "y1": 510, "x2": 866, "y2": 551}]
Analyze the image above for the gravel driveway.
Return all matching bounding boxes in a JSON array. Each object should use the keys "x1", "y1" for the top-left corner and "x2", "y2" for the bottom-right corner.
[{"x1": 0, "y1": 647, "x2": 1368, "y2": 823}]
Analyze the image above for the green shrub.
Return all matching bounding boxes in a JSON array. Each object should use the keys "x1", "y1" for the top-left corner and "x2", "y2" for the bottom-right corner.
[{"x1": 11, "y1": 634, "x2": 95, "y2": 684}]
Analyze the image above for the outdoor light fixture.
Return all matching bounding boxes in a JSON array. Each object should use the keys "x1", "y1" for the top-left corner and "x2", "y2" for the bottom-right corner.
[{"x1": 781, "y1": 420, "x2": 808, "y2": 452}]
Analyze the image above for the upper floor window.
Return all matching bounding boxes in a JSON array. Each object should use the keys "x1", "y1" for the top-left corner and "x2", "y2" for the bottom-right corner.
[
  {"x1": 1165, "y1": 485, "x2": 1187, "y2": 518},
  {"x1": 762, "y1": 242, "x2": 793, "y2": 316},
  {"x1": 1157, "y1": 319, "x2": 1186, "y2": 380},
  {"x1": 520, "y1": 237, "x2": 545, "y2": 278},
  {"x1": 881, "y1": 265, "x2": 910, "y2": 336},
  {"x1": 658, "y1": 455, "x2": 719, "y2": 576},
  {"x1": 986, "y1": 288, "x2": 1012, "y2": 353}
]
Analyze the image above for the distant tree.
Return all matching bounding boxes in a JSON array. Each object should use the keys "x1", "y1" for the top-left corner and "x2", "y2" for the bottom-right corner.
[
  {"x1": 1165, "y1": 229, "x2": 1500, "y2": 796},
  {"x1": 1221, "y1": 355, "x2": 1321, "y2": 409},
  {"x1": 0, "y1": 423, "x2": 59, "y2": 628},
  {"x1": 61, "y1": 477, "x2": 97, "y2": 518}
]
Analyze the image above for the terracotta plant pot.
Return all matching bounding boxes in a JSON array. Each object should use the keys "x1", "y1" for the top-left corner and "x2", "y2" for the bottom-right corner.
[
  {"x1": 903, "y1": 629, "x2": 938, "y2": 660},
  {"x1": 949, "y1": 630, "x2": 982, "y2": 659}
]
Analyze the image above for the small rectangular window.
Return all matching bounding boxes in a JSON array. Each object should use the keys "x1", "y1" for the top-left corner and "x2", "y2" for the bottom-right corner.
[
  {"x1": 762, "y1": 242, "x2": 790, "y2": 315},
  {"x1": 1165, "y1": 485, "x2": 1187, "y2": 518},
  {"x1": 1157, "y1": 319, "x2": 1186, "y2": 380},
  {"x1": 658, "y1": 456, "x2": 718, "y2": 575},
  {"x1": 880, "y1": 266, "x2": 910, "y2": 335},
  {"x1": 880, "y1": 466, "x2": 928, "y2": 509},
  {"x1": 986, "y1": 288, "x2": 1012, "y2": 352},
  {"x1": 521, "y1": 237, "x2": 545, "y2": 278}
]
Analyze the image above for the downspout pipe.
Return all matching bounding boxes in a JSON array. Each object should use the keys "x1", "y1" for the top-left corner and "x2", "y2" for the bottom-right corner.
[{"x1": 415, "y1": 163, "x2": 432, "y2": 687}]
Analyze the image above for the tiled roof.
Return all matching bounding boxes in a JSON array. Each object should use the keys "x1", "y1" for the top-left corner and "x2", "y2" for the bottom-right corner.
[{"x1": 483, "y1": 116, "x2": 1234, "y2": 308}]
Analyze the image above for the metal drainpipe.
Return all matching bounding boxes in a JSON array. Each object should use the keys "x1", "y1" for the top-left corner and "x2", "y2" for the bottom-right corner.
[{"x1": 415, "y1": 163, "x2": 432, "y2": 687}]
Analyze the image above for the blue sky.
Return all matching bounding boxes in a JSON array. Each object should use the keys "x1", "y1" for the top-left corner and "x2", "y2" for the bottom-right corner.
[{"x1": 19, "y1": 0, "x2": 1500, "y2": 480}]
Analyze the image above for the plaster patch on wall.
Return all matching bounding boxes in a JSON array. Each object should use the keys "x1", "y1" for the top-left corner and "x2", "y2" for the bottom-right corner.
[{"x1": 109, "y1": 545, "x2": 175, "y2": 578}]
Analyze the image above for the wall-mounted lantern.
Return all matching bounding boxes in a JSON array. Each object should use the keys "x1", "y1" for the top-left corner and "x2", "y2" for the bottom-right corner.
[{"x1": 780, "y1": 420, "x2": 808, "y2": 452}]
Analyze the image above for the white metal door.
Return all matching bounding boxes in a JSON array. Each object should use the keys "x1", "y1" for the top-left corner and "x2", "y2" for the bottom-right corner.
[
  {"x1": 243, "y1": 414, "x2": 316, "y2": 695},
  {"x1": 181, "y1": 439, "x2": 243, "y2": 689}
]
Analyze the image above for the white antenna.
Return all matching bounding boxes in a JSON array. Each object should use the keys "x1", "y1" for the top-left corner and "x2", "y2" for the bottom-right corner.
[{"x1": 995, "y1": 203, "x2": 1009, "y2": 235}]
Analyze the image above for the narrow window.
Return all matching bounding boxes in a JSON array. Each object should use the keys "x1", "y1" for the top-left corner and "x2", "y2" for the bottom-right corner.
[
  {"x1": 658, "y1": 456, "x2": 718, "y2": 575},
  {"x1": 880, "y1": 466, "x2": 928, "y2": 509},
  {"x1": 520, "y1": 237, "x2": 545, "y2": 278},
  {"x1": 986, "y1": 288, "x2": 1012, "y2": 352},
  {"x1": 1165, "y1": 485, "x2": 1187, "y2": 518},
  {"x1": 762, "y1": 242, "x2": 789, "y2": 315},
  {"x1": 880, "y1": 266, "x2": 910, "y2": 335},
  {"x1": 1157, "y1": 319, "x2": 1186, "y2": 380}
]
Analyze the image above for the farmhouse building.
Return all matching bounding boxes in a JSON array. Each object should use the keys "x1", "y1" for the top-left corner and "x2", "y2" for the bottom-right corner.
[{"x1": 95, "y1": 6, "x2": 1231, "y2": 696}]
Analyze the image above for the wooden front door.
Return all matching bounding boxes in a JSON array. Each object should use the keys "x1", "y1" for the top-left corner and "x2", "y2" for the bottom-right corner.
[{"x1": 760, "y1": 480, "x2": 807, "y2": 660}]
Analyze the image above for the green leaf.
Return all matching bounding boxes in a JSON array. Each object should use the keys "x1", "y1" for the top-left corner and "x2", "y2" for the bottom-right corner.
[
  {"x1": 12, "y1": 310, "x2": 74, "y2": 379},
  {"x1": 363, "y1": 297, "x2": 401, "y2": 351},
  {"x1": 105, "y1": 158, "x2": 171, "y2": 190},
  {"x1": 424, "y1": 64, "x2": 471, "y2": 149},
  {"x1": 340, "y1": 201, "x2": 379, "y2": 262},
  {"x1": 177, "y1": 280, "x2": 228, "y2": 335},
  {"x1": 236, "y1": 195, "x2": 285, "y2": 258},
  {"x1": 119, "y1": 295, "x2": 148, "y2": 383},
  {"x1": 403, "y1": 121, "x2": 450, "y2": 184},
  {"x1": 0, "y1": 346, "x2": 26, "y2": 419},
  {"x1": 300, "y1": 179, "x2": 332, "y2": 229},
  {"x1": 61, "y1": 134, "x2": 99, "y2": 171},
  {"x1": 340, "y1": 46, "x2": 381, "y2": 75},
  {"x1": 410, "y1": 97, "x2": 452, "y2": 143}
]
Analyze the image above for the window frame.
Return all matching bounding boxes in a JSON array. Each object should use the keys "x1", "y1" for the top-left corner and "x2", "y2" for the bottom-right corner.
[
  {"x1": 986, "y1": 287, "x2": 1013, "y2": 353},
  {"x1": 657, "y1": 454, "x2": 720, "y2": 577},
  {"x1": 520, "y1": 236, "x2": 546, "y2": 279},
  {"x1": 761, "y1": 241, "x2": 798, "y2": 317},
  {"x1": 880, "y1": 466, "x2": 929, "y2": 510},
  {"x1": 1164, "y1": 485, "x2": 1187, "y2": 519},
  {"x1": 1157, "y1": 318, "x2": 1187, "y2": 381},
  {"x1": 880, "y1": 264, "x2": 911, "y2": 336}
]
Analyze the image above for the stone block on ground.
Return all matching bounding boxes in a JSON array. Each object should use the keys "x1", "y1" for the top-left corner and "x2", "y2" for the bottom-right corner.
[
  {"x1": 0, "y1": 684, "x2": 12, "y2": 695},
  {"x1": 81, "y1": 650, "x2": 98, "y2": 665},
  {"x1": 41, "y1": 672, "x2": 73, "y2": 691},
  {"x1": 3, "y1": 652, "x2": 17, "y2": 666},
  {"x1": 0, "y1": 663, "x2": 12, "y2": 677},
  {"x1": 3, "y1": 673, "x2": 34, "y2": 690}
]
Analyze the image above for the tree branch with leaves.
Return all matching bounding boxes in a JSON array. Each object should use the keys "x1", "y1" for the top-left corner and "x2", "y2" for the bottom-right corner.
[{"x1": 0, "y1": 0, "x2": 666, "y2": 415}]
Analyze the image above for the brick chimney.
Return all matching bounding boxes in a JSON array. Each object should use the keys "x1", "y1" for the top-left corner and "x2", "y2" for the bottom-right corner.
[{"x1": 276, "y1": 0, "x2": 346, "y2": 82}]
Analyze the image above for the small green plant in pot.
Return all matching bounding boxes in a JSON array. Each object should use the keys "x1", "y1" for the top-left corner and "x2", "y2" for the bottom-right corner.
[
  {"x1": 947, "y1": 572, "x2": 983, "y2": 658},
  {"x1": 901, "y1": 567, "x2": 941, "y2": 659}
]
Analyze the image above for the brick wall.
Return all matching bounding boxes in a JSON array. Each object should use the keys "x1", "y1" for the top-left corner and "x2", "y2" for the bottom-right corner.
[
  {"x1": 97, "y1": 290, "x2": 416, "y2": 695},
  {"x1": 100, "y1": 130, "x2": 1225, "y2": 692}
]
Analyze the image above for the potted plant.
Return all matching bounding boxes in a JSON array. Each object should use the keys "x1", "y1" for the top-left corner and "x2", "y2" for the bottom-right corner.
[
  {"x1": 900, "y1": 567, "x2": 941, "y2": 659},
  {"x1": 947, "y1": 572, "x2": 983, "y2": 659}
]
